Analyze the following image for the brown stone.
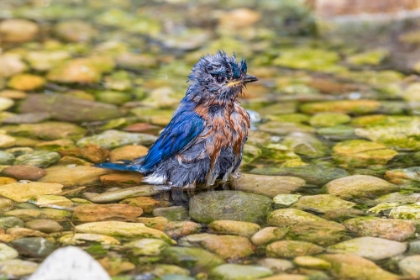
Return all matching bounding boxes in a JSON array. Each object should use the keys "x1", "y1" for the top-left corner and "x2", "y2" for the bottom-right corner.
[
  {"x1": 109, "y1": 145, "x2": 148, "y2": 162},
  {"x1": 2, "y1": 165, "x2": 46, "y2": 181},
  {"x1": 60, "y1": 144, "x2": 110, "y2": 163},
  {"x1": 100, "y1": 172, "x2": 144, "y2": 186},
  {"x1": 73, "y1": 204, "x2": 143, "y2": 222},
  {"x1": 120, "y1": 197, "x2": 160, "y2": 213}
]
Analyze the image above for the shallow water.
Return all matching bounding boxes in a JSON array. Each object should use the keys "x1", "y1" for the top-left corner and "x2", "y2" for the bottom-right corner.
[{"x1": 0, "y1": 0, "x2": 420, "y2": 279}]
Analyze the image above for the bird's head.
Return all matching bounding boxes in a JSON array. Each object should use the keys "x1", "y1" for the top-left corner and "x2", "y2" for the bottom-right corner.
[{"x1": 187, "y1": 51, "x2": 258, "y2": 104}]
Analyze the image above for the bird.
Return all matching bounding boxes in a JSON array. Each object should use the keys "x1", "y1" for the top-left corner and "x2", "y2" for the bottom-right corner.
[{"x1": 96, "y1": 51, "x2": 258, "y2": 192}]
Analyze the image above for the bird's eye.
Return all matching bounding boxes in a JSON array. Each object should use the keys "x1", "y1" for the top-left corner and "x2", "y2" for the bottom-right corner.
[{"x1": 216, "y1": 75, "x2": 225, "y2": 83}]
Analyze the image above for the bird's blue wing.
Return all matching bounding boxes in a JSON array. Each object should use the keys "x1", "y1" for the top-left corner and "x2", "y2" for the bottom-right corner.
[{"x1": 138, "y1": 110, "x2": 204, "y2": 172}]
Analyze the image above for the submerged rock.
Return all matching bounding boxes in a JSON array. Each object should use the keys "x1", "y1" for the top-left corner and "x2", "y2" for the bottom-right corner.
[
  {"x1": 286, "y1": 221, "x2": 346, "y2": 246},
  {"x1": 7, "y1": 74, "x2": 45, "y2": 91},
  {"x1": 0, "y1": 182, "x2": 62, "y2": 202},
  {"x1": 3, "y1": 122, "x2": 86, "y2": 140},
  {"x1": 162, "y1": 247, "x2": 224, "y2": 270},
  {"x1": 0, "y1": 19, "x2": 39, "y2": 42},
  {"x1": 199, "y1": 235, "x2": 254, "y2": 260},
  {"x1": 399, "y1": 255, "x2": 420, "y2": 277},
  {"x1": 208, "y1": 220, "x2": 260, "y2": 238},
  {"x1": 73, "y1": 204, "x2": 143, "y2": 222},
  {"x1": 294, "y1": 194, "x2": 355, "y2": 213},
  {"x1": 14, "y1": 151, "x2": 60, "y2": 168},
  {"x1": 301, "y1": 100, "x2": 380, "y2": 114},
  {"x1": 210, "y1": 264, "x2": 272, "y2": 280},
  {"x1": 309, "y1": 112, "x2": 351, "y2": 127},
  {"x1": 11, "y1": 237, "x2": 55, "y2": 258},
  {"x1": 266, "y1": 240, "x2": 323, "y2": 258},
  {"x1": 77, "y1": 130, "x2": 156, "y2": 149}
]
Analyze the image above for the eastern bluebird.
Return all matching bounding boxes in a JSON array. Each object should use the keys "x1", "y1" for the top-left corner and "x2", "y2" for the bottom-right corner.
[{"x1": 96, "y1": 51, "x2": 258, "y2": 191}]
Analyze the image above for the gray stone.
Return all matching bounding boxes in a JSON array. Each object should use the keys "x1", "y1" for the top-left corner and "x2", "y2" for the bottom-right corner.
[
  {"x1": 0, "y1": 217, "x2": 25, "y2": 229},
  {"x1": 399, "y1": 255, "x2": 420, "y2": 277},
  {"x1": 0, "y1": 151, "x2": 15, "y2": 165},
  {"x1": 11, "y1": 237, "x2": 55, "y2": 258}
]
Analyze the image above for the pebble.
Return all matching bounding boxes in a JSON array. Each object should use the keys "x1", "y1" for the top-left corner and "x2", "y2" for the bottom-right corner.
[
  {"x1": 153, "y1": 206, "x2": 188, "y2": 221},
  {"x1": 251, "y1": 227, "x2": 288, "y2": 246},
  {"x1": 164, "y1": 221, "x2": 202, "y2": 239},
  {"x1": 398, "y1": 255, "x2": 420, "y2": 277},
  {"x1": 0, "y1": 217, "x2": 25, "y2": 229},
  {"x1": 120, "y1": 196, "x2": 160, "y2": 213},
  {"x1": 162, "y1": 247, "x2": 224, "y2": 270},
  {"x1": 325, "y1": 175, "x2": 398, "y2": 199},
  {"x1": 25, "y1": 219, "x2": 63, "y2": 233},
  {"x1": 54, "y1": 20, "x2": 96, "y2": 42},
  {"x1": 0, "y1": 151, "x2": 15, "y2": 165},
  {"x1": 7, "y1": 228, "x2": 46, "y2": 239},
  {"x1": 40, "y1": 166, "x2": 109, "y2": 187},
  {"x1": 0, "y1": 243, "x2": 18, "y2": 261},
  {"x1": 267, "y1": 208, "x2": 326, "y2": 227},
  {"x1": 4, "y1": 122, "x2": 86, "y2": 141},
  {"x1": 0, "y1": 19, "x2": 39, "y2": 42},
  {"x1": 0, "y1": 54, "x2": 27, "y2": 78},
  {"x1": 286, "y1": 221, "x2": 346, "y2": 246},
  {"x1": 60, "y1": 144, "x2": 109, "y2": 163},
  {"x1": 73, "y1": 204, "x2": 143, "y2": 222},
  {"x1": 32, "y1": 195, "x2": 72, "y2": 208},
  {"x1": 3, "y1": 112, "x2": 51, "y2": 124},
  {"x1": 257, "y1": 258, "x2": 294, "y2": 273},
  {"x1": 327, "y1": 237, "x2": 407, "y2": 261},
  {"x1": 0, "y1": 134, "x2": 16, "y2": 148},
  {"x1": 0, "y1": 198, "x2": 14, "y2": 212},
  {"x1": 143, "y1": 264, "x2": 190, "y2": 278},
  {"x1": 189, "y1": 190, "x2": 272, "y2": 223},
  {"x1": 0, "y1": 182, "x2": 63, "y2": 202},
  {"x1": 294, "y1": 194, "x2": 356, "y2": 213},
  {"x1": 266, "y1": 240, "x2": 323, "y2": 258},
  {"x1": 3, "y1": 209, "x2": 71, "y2": 222},
  {"x1": 7, "y1": 74, "x2": 45, "y2": 91},
  {"x1": 208, "y1": 220, "x2": 260, "y2": 238},
  {"x1": 99, "y1": 172, "x2": 144, "y2": 186},
  {"x1": 25, "y1": 51, "x2": 70, "y2": 72},
  {"x1": 344, "y1": 216, "x2": 415, "y2": 241},
  {"x1": 273, "y1": 194, "x2": 301, "y2": 206},
  {"x1": 59, "y1": 233, "x2": 120, "y2": 245},
  {"x1": 199, "y1": 235, "x2": 254, "y2": 260},
  {"x1": 2, "y1": 165, "x2": 46, "y2": 181},
  {"x1": 293, "y1": 256, "x2": 331, "y2": 270},
  {"x1": 76, "y1": 130, "x2": 156, "y2": 149},
  {"x1": 210, "y1": 264, "x2": 273, "y2": 280},
  {"x1": 14, "y1": 151, "x2": 60, "y2": 168},
  {"x1": 124, "y1": 238, "x2": 169, "y2": 256},
  {"x1": 11, "y1": 237, "x2": 55, "y2": 258},
  {"x1": 86, "y1": 185, "x2": 161, "y2": 203},
  {"x1": 109, "y1": 145, "x2": 148, "y2": 161},
  {"x1": 309, "y1": 112, "x2": 351, "y2": 127},
  {"x1": 0, "y1": 259, "x2": 38, "y2": 278}
]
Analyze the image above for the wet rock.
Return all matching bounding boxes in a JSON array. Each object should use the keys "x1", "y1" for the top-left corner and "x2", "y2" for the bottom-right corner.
[
  {"x1": 343, "y1": 217, "x2": 415, "y2": 241},
  {"x1": 19, "y1": 94, "x2": 123, "y2": 123},
  {"x1": 0, "y1": 177, "x2": 17, "y2": 186},
  {"x1": 0, "y1": 90, "x2": 26, "y2": 100},
  {"x1": 199, "y1": 235, "x2": 254, "y2": 260},
  {"x1": 301, "y1": 100, "x2": 380, "y2": 115},
  {"x1": 25, "y1": 219, "x2": 63, "y2": 233},
  {"x1": 73, "y1": 204, "x2": 143, "y2": 222},
  {"x1": 385, "y1": 166, "x2": 420, "y2": 184},
  {"x1": 25, "y1": 51, "x2": 70, "y2": 72},
  {"x1": 294, "y1": 194, "x2": 355, "y2": 213},
  {"x1": 286, "y1": 221, "x2": 346, "y2": 246},
  {"x1": 219, "y1": 8, "x2": 261, "y2": 29},
  {"x1": 116, "y1": 53, "x2": 158, "y2": 70},
  {"x1": 325, "y1": 175, "x2": 398, "y2": 199},
  {"x1": 273, "y1": 194, "x2": 301, "y2": 207},
  {"x1": 0, "y1": 243, "x2": 18, "y2": 261},
  {"x1": 7, "y1": 228, "x2": 47, "y2": 239},
  {"x1": 60, "y1": 145, "x2": 109, "y2": 163},
  {"x1": 210, "y1": 264, "x2": 272, "y2": 280},
  {"x1": 309, "y1": 113, "x2": 351, "y2": 127},
  {"x1": 142, "y1": 264, "x2": 190, "y2": 278},
  {"x1": 120, "y1": 196, "x2": 160, "y2": 213},
  {"x1": 98, "y1": 257, "x2": 134, "y2": 277},
  {"x1": 257, "y1": 258, "x2": 294, "y2": 274},
  {"x1": 99, "y1": 172, "x2": 143, "y2": 186},
  {"x1": 59, "y1": 233, "x2": 120, "y2": 245},
  {"x1": 208, "y1": 220, "x2": 260, "y2": 238},
  {"x1": 0, "y1": 19, "x2": 39, "y2": 42},
  {"x1": 399, "y1": 255, "x2": 420, "y2": 277},
  {"x1": 281, "y1": 132, "x2": 328, "y2": 158},
  {"x1": 164, "y1": 221, "x2": 202, "y2": 239},
  {"x1": 109, "y1": 145, "x2": 148, "y2": 162},
  {"x1": 189, "y1": 190, "x2": 272, "y2": 224},
  {"x1": 0, "y1": 217, "x2": 25, "y2": 229},
  {"x1": 75, "y1": 221, "x2": 175, "y2": 244},
  {"x1": 234, "y1": 174, "x2": 305, "y2": 197},
  {"x1": 40, "y1": 166, "x2": 109, "y2": 187},
  {"x1": 251, "y1": 165, "x2": 348, "y2": 186},
  {"x1": 251, "y1": 227, "x2": 289, "y2": 246},
  {"x1": 3, "y1": 209, "x2": 71, "y2": 222},
  {"x1": 87, "y1": 185, "x2": 161, "y2": 203},
  {"x1": 14, "y1": 151, "x2": 60, "y2": 168},
  {"x1": 77, "y1": 130, "x2": 156, "y2": 149},
  {"x1": 125, "y1": 238, "x2": 169, "y2": 256},
  {"x1": 333, "y1": 140, "x2": 397, "y2": 167},
  {"x1": 347, "y1": 49, "x2": 389, "y2": 66},
  {"x1": 11, "y1": 237, "x2": 55, "y2": 258},
  {"x1": 317, "y1": 125, "x2": 356, "y2": 140},
  {"x1": 389, "y1": 204, "x2": 420, "y2": 220},
  {"x1": 2, "y1": 165, "x2": 46, "y2": 180},
  {"x1": 3, "y1": 112, "x2": 51, "y2": 124},
  {"x1": 0, "y1": 97, "x2": 14, "y2": 112},
  {"x1": 162, "y1": 247, "x2": 224, "y2": 270},
  {"x1": 376, "y1": 192, "x2": 420, "y2": 204},
  {"x1": 54, "y1": 20, "x2": 96, "y2": 42},
  {"x1": 327, "y1": 237, "x2": 407, "y2": 261},
  {"x1": 33, "y1": 195, "x2": 72, "y2": 208},
  {"x1": 0, "y1": 54, "x2": 27, "y2": 78},
  {"x1": 0, "y1": 198, "x2": 14, "y2": 213},
  {"x1": 3, "y1": 122, "x2": 86, "y2": 141},
  {"x1": 258, "y1": 121, "x2": 314, "y2": 135},
  {"x1": 0, "y1": 134, "x2": 16, "y2": 148},
  {"x1": 0, "y1": 151, "x2": 15, "y2": 165},
  {"x1": 0, "y1": 182, "x2": 62, "y2": 202},
  {"x1": 28, "y1": 246, "x2": 111, "y2": 280},
  {"x1": 267, "y1": 208, "x2": 326, "y2": 227},
  {"x1": 153, "y1": 206, "x2": 188, "y2": 221},
  {"x1": 7, "y1": 74, "x2": 45, "y2": 91},
  {"x1": 260, "y1": 274, "x2": 307, "y2": 280},
  {"x1": 266, "y1": 240, "x2": 323, "y2": 258},
  {"x1": 130, "y1": 107, "x2": 174, "y2": 126},
  {"x1": 0, "y1": 259, "x2": 38, "y2": 278},
  {"x1": 96, "y1": 91, "x2": 131, "y2": 105},
  {"x1": 293, "y1": 256, "x2": 331, "y2": 270},
  {"x1": 141, "y1": 87, "x2": 184, "y2": 108},
  {"x1": 319, "y1": 254, "x2": 398, "y2": 280}
]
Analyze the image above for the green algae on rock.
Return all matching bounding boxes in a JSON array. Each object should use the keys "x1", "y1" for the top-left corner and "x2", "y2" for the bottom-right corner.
[
  {"x1": 309, "y1": 113, "x2": 351, "y2": 127},
  {"x1": 162, "y1": 247, "x2": 224, "y2": 270},
  {"x1": 266, "y1": 240, "x2": 323, "y2": 258},
  {"x1": 294, "y1": 194, "x2": 355, "y2": 213},
  {"x1": 2, "y1": 122, "x2": 86, "y2": 140}
]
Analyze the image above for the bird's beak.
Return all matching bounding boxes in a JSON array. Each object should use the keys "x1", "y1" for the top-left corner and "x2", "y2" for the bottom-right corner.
[{"x1": 242, "y1": 74, "x2": 258, "y2": 84}]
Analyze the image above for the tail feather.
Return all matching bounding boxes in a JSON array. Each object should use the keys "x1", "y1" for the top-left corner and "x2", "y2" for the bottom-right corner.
[{"x1": 95, "y1": 162, "x2": 138, "y2": 172}]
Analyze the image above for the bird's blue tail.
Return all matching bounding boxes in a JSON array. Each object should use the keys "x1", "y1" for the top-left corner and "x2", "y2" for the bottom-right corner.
[{"x1": 95, "y1": 162, "x2": 137, "y2": 172}]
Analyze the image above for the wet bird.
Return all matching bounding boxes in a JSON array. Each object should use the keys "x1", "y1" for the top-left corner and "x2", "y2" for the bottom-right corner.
[{"x1": 96, "y1": 51, "x2": 258, "y2": 192}]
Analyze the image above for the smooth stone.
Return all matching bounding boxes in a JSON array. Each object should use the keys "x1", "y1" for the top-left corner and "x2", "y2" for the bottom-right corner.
[
  {"x1": 164, "y1": 221, "x2": 202, "y2": 239},
  {"x1": 257, "y1": 258, "x2": 294, "y2": 273},
  {"x1": 14, "y1": 151, "x2": 60, "y2": 168},
  {"x1": 60, "y1": 144, "x2": 109, "y2": 163},
  {"x1": 210, "y1": 264, "x2": 273, "y2": 280},
  {"x1": 325, "y1": 175, "x2": 398, "y2": 199},
  {"x1": 73, "y1": 204, "x2": 143, "y2": 222},
  {"x1": 32, "y1": 195, "x2": 72, "y2": 208},
  {"x1": 208, "y1": 220, "x2": 260, "y2": 238},
  {"x1": 399, "y1": 255, "x2": 420, "y2": 277},
  {"x1": 267, "y1": 208, "x2": 325, "y2": 227},
  {"x1": 40, "y1": 166, "x2": 110, "y2": 187},
  {"x1": 0, "y1": 151, "x2": 15, "y2": 165},
  {"x1": 124, "y1": 238, "x2": 169, "y2": 256},
  {"x1": 273, "y1": 194, "x2": 301, "y2": 206},
  {"x1": 143, "y1": 264, "x2": 190, "y2": 278},
  {"x1": 162, "y1": 247, "x2": 224, "y2": 270},
  {"x1": 7, "y1": 74, "x2": 45, "y2": 91},
  {"x1": 25, "y1": 51, "x2": 70, "y2": 72},
  {"x1": 29, "y1": 246, "x2": 111, "y2": 280},
  {"x1": 293, "y1": 256, "x2": 331, "y2": 270},
  {"x1": 0, "y1": 177, "x2": 17, "y2": 186},
  {"x1": 189, "y1": 190, "x2": 272, "y2": 224},
  {"x1": 109, "y1": 145, "x2": 148, "y2": 162},
  {"x1": 7, "y1": 228, "x2": 46, "y2": 239},
  {"x1": 75, "y1": 221, "x2": 175, "y2": 244},
  {"x1": 251, "y1": 227, "x2": 289, "y2": 246},
  {"x1": 294, "y1": 194, "x2": 356, "y2": 213},
  {"x1": 199, "y1": 235, "x2": 254, "y2": 260},
  {"x1": 300, "y1": 100, "x2": 380, "y2": 115},
  {"x1": 376, "y1": 192, "x2": 420, "y2": 204},
  {"x1": 0, "y1": 182, "x2": 63, "y2": 202},
  {"x1": 0, "y1": 259, "x2": 38, "y2": 278},
  {"x1": 281, "y1": 132, "x2": 328, "y2": 158},
  {"x1": 0, "y1": 54, "x2": 27, "y2": 78},
  {"x1": 385, "y1": 166, "x2": 420, "y2": 184},
  {"x1": 99, "y1": 172, "x2": 143, "y2": 186},
  {"x1": 76, "y1": 130, "x2": 157, "y2": 149},
  {"x1": 135, "y1": 216, "x2": 168, "y2": 231},
  {"x1": 3, "y1": 209, "x2": 71, "y2": 222},
  {"x1": 87, "y1": 185, "x2": 161, "y2": 203},
  {"x1": 0, "y1": 134, "x2": 16, "y2": 148},
  {"x1": 0, "y1": 97, "x2": 14, "y2": 112},
  {"x1": 0, "y1": 90, "x2": 26, "y2": 99},
  {"x1": 286, "y1": 221, "x2": 346, "y2": 246},
  {"x1": 327, "y1": 237, "x2": 407, "y2": 261},
  {"x1": 153, "y1": 206, "x2": 188, "y2": 221},
  {"x1": 318, "y1": 254, "x2": 398, "y2": 280},
  {"x1": 409, "y1": 240, "x2": 420, "y2": 254},
  {"x1": 120, "y1": 197, "x2": 160, "y2": 213},
  {"x1": 11, "y1": 237, "x2": 55, "y2": 258},
  {"x1": 234, "y1": 174, "x2": 305, "y2": 197},
  {"x1": 25, "y1": 219, "x2": 63, "y2": 233},
  {"x1": 0, "y1": 217, "x2": 25, "y2": 229},
  {"x1": 251, "y1": 165, "x2": 348, "y2": 186},
  {"x1": 54, "y1": 20, "x2": 96, "y2": 42},
  {"x1": 309, "y1": 113, "x2": 351, "y2": 127},
  {"x1": 0, "y1": 244, "x2": 17, "y2": 262},
  {"x1": 266, "y1": 241, "x2": 324, "y2": 258},
  {"x1": 177, "y1": 233, "x2": 218, "y2": 247},
  {"x1": 0, "y1": 19, "x2": 39, "y2": 42},
  {"x1": 0, "y1": 198, "x2": 14, "y2": 212},
  {"x1": 389, "y1": 204, "x2": 420, "y2": 220},
  {"x1": 344, "y1": 217, "x2": 415, "y2": 241},
  {"x1": 2, "y1": 165, "x2": 46, "y2": 180},
  {"x1": 59, "y1": 233, "x2": 120, "y2": 245},
  {"x1": 2, "y1": 122, "x2": 86, "y2": 141},
  {"x1": 98, "y1": 257, "x2": 134, "y2": 277},
  {"x1": 260, "y1": 275, "x2": 307, "y2": 280}
]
